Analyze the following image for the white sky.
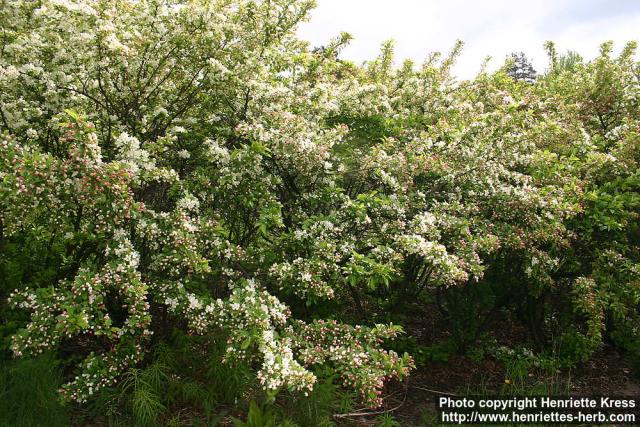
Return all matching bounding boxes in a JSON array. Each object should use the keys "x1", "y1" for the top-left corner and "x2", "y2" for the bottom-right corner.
[{"x1": 297, "y1": 0, "x2": 640, "y2": 79}]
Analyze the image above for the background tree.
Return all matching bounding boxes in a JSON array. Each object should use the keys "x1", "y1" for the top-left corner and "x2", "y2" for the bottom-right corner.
[{"x1": 505, "y1": 51, "x2": 538, "y2": 82}]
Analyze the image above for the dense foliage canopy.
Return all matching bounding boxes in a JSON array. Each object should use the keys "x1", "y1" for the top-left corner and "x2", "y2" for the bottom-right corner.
[{"x1": 1, "y1": 0, "x2": 638, "y2": 423}]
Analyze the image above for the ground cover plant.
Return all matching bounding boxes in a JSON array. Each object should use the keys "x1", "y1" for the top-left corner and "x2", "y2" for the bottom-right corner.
[{"x1": 0, "y1": 0, "x2": 638, "y2": 425}]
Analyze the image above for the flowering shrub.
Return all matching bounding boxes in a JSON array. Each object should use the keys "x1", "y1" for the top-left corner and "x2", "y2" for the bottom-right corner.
[{"x1": 1, "y1": 0, "x2": 638, "y2": 413}]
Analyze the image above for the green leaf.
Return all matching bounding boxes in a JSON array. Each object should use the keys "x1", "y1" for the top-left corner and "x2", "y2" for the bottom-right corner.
[{"x1": 241, "y1": 337, "x2": 252, "y2": 350}]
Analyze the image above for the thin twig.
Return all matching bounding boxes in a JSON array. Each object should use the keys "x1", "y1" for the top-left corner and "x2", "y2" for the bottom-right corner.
[
  {"x1": 410, "y1": 385, "x2": 457, "y2": 396},
  {"x1": 333, "y1": 400, "x2": 406, "y2": 419},
  {"x1": 333, "y1": 386, "x2": 408, "y2": 419}
]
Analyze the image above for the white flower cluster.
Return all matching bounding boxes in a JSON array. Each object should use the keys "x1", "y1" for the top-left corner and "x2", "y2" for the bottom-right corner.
[
  {"x1": 113, "y1": 132, "x2": 157, "y2": 182},
  {"x1": 9, "y1": 230, "x2": 151, "y2": 402},
  {"x1": 397, "y1": 234, "x2": 468, "y2": 284},
  {"x1": 156, "y1": 278, "x2": 317, "y2": 392}
]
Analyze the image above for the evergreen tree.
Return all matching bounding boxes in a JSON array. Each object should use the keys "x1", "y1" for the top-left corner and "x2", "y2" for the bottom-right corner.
[{"x1": 506, "y1": 51, "x2": 538, "y2": 82}]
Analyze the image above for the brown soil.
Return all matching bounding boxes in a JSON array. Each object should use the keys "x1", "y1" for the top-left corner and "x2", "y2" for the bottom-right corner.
[{"x1": 336, "y1": 307, "x2": 640, "y2": 426}]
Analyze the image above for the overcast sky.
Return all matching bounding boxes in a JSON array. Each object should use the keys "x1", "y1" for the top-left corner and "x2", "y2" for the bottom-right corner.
[{"x1": 297, "y1": 0, "x2": 640, "y2": 79}]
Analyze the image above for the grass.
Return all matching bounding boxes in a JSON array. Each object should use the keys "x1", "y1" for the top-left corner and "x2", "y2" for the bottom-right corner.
[{"x1": 0, "y1": 353, "x2": 69, "y2": 427}]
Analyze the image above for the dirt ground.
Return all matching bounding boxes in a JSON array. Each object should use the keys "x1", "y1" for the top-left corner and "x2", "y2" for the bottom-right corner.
[{"x1": 335, "y1": 309, "x2": 640, "y2": 426}]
